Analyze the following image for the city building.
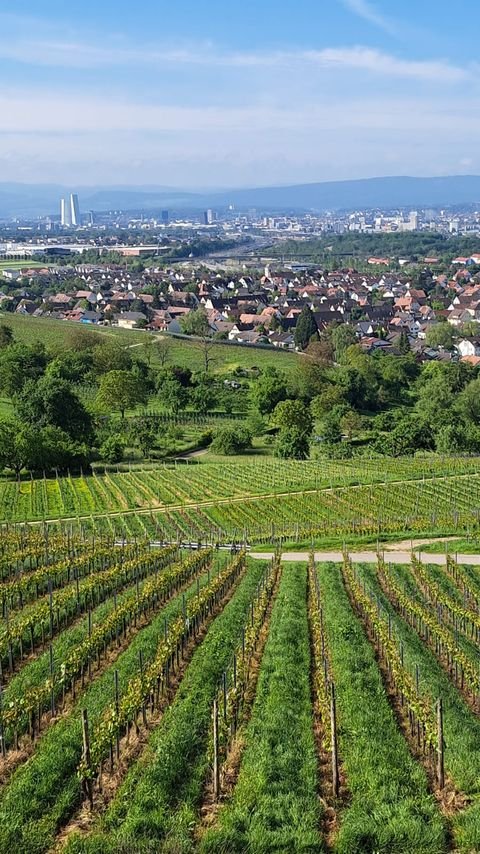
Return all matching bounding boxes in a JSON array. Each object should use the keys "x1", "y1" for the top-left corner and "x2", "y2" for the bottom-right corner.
[
  {"x1": 60, "y1": 197, "x2": 71, "y2": 227},
  {"x1": 70, "y1": 194, "x2": 80, "y2": 226}
]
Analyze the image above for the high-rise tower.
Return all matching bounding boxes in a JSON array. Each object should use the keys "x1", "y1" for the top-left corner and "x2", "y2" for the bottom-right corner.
[
  {"x1": 60, "y1": 197, "x2": 72, "y2": 226},
  {"x1": 70, "y1": 193, "x2": 80, "y2": 226}
]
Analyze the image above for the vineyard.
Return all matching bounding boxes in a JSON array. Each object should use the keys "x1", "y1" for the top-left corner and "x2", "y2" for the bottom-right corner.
[
  {"x1": 0, "y1": 525, "x2": 480, "y2": 852},
  {"x1": 2, "y1": 455, "x2": 480, "y2": 548}
]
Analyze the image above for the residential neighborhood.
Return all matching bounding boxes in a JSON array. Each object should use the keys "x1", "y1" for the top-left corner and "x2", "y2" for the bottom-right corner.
[{"x1": 3, "y1": 252, "x2": 480, "y2": 361}]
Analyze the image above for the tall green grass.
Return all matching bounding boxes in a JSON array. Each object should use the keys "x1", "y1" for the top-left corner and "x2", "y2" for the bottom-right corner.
[
  {"x1": 199, "y1": 563, "x2": 324, "y2": 854},
  {"x1": 317, "y1": 562, "x2": 446, "y2": 853},
  {"x1": 358, "y1": 562, "x2": 480, "y2": 851}
]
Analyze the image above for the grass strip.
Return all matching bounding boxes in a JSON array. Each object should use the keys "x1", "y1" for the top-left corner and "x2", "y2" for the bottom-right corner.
[
  {"x1": 358, "y1": 562, "x2": 480, "y2": 852},
  {"x1": 199, "y1": 562, "x2": 324, "y2": 854},
  {"x1": 319, "y1": 562, "x2": 446, "y2": 854}
]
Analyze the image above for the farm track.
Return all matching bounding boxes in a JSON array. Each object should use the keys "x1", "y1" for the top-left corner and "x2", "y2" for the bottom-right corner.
[
  {"x1": 15, "y1": 470, "x2": 480, "y2": 526},
  {"x1": 252, "y1": 546, "x2": 480, "y2": 564}
]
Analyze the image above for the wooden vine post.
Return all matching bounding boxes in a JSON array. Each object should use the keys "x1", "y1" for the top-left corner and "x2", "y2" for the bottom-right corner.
[
  {"x1": 437, "y1": 698, "x2": 445, "y2": 789},
  {"x1": 331, "y1": 682, "x2": 340, "y2": 798},
  {"x1": 212, "y1": 698, "x2": 220, "y2": 801},
  {"x1": 81, "y1": 709, "x2": 94, "y2": 810}
]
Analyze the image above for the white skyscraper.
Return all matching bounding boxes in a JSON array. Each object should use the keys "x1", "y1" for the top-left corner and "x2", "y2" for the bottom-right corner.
[
  {"x1": 60, "y1": 193, "x2": 80, "y2": 226},
  {"x1": 70, "y1": 193, "x2": 80, "y2": 226},
  {"x1": 60, "y1": 197, "x2": 72, "y2": 226}
]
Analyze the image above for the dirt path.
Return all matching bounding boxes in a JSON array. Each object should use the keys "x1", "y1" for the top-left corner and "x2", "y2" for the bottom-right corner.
[{"x1": 249, "y1": 538, "x2": 480, "y2": 565}]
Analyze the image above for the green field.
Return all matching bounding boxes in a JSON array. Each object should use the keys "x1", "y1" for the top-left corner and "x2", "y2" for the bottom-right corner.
[
  {"x1": 0, "y1": 313, "x2": 299, "y2": 375},
  {"x1": 0, "y1": 260, "x2": 50, "y2": 270}
]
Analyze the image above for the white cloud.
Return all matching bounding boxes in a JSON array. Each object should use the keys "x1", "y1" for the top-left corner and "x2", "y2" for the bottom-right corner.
[
  {"x1": 341, "y1": 0, "x2": 397, "y2": 34},
  {"x1": 306, "y1": 47, "x2": 470, "y2": 82},
  {"x1": 0, "y1": 35, "x2": 470, "y2": 84}
]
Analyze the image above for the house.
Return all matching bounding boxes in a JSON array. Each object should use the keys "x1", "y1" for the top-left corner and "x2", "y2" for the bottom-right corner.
[
  {"x1": 456, "y1": 338, "x2": 480, "y2": 358},
  {"x1": 117, "y1": 311, "x2": 148, "y2": 329},
  {"x1": 268, "y1": 332, "x2": 295, "y2": 350}
]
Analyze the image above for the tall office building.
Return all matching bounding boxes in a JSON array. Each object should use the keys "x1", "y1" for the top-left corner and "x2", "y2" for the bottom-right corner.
[
  {"x1": 60, "y1": 193, "x2": 80, "y2": 226},
  {"x1": 161, "y1": 210, "x2": 169, "y2": 224},
  {"x1": 70, "y1": 193, "x2": 80, "y2": 226},
  {"x1": 60, "y1": 197, "x2": 72, "y2": 226}
]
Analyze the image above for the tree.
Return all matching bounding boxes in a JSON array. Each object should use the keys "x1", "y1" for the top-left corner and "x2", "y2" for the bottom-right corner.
[
  {"x1": 321, "y1": 410, "x2": 342, "y2": 444},
  {"x1": 0, "y1": 342, "x2": 47, "y2": 396},
  {"x1": 271, "y1": 399, "x2": 313, "y2": 435},
  {"x1": 179, "y1": 308, "x2": 211, "y2": 337},
  {"x1": 45, "y1": 351, "x2": 91, "y2": 384},
  {"x1": 398, "y1": 330, "x2": 411, "y2": 354},
  {"x1": 251, "y1": 367, "x2": 288, "y2": 415},
  {"x1": 156, "y1": 336, "x2": 172, "y2": 367},
  {"x1": 211, "y1": 426, "x2": 252, "y2": 455},
  {"x1": 15, "y1": 376, "x2": 93, "y2": 441},
  {"x1": 340, "y1": 409, "x2": 363, "y2": 440},
  {"x1": 96, "y1": 370, "x2": 147, "y2": 418},
  {"x1": 311, "y1": 385, "x2": 346, "y2": 418},
  {"x1": 196, "y1": 337, "x2": 217, "y2": 373},
  {"x1": 189, "y1": 374, "x2": 217, "y2": 414},
  {"x1": 92, "y1": 342, "x2": 132, "y2": 375},
  {"x1": 425, "y1": 323, "x2": 455, "y2": 350},
  {"x1": 458, "y1": 320, "x2": 480, "y2": 339},
  {"x1": 159, "y1": 377, "x2": 188, "y2": 414},
  {"x1": 457, "y1": 377, "x2": 480, "y2": 424},
  {"x1": 135, "y1": 418, "x2": 157, "y2": 458},
  {"x1": 294, "y1": 305, "x2": 318, "y2": 350},
  {"x1": 330, "y1": 324, "x2": 357, "y2": 363},
  {"x1": 275, "y1": 426, "x2": 310, "y2": 459}
]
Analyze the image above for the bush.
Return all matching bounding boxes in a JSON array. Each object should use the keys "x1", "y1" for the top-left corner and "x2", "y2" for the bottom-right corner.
[
  {"x1": 211, "y1": 426, "x2": 252, "y2": 456},
  {"x1": 100, "y1": 436, "x2": 125, "y2": 464}
]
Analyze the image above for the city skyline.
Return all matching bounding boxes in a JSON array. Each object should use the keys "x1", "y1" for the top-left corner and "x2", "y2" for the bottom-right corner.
[{"x1": 0, "y1": 1, "x2": 479, "y2": 187}]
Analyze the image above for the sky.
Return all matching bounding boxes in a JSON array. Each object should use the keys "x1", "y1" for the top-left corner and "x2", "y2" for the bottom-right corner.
[{"x1": 1, "y1": 0, "x2": 479, "y2": 188}]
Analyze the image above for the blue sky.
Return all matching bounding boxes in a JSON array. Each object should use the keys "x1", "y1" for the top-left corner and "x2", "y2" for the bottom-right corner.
[{"x1": 1, "y1": 0, "x2": 479, "y2": 187}]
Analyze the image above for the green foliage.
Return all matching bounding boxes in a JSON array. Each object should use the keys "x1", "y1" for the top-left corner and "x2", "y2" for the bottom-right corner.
[
  {"x1": 200, "y1": 565, "x2": 324, "y2": 853},
  {"x1": 99, "y1": 435, "x2": 124, "y2": 464},
  {"x1": 96, "y1": 370, "x2": 147, "y2": 418},
  {"x1": 311, "y1": 384, "x2": 346, "y2": 418},
  {"x1": 330, "y1": 324, "x2": 357, "y2": 363},
  {"x1": 425, "y1": 322, "x2": 455, "y2": 350},
  {"x1": 251, "y1": 366, "x2": 288, "y2": 415},
  {"x1": 179, "y1": 307, "x2": 211, "y2": 337},
  {"x1": 0, "y1": 342, "x2": 47, "y2": 396},
  {"x1": 211, "y1": 425, "x2": 252, "y2": 455},
  {"x1": 245, "y1": 412, "x2": 266, "y2": 437},
  {"x1": 74, "y1": 560, "x2": 267, "y2": 853},
  {"x1": 275, "y1": 425, "x2": 311, "y2": 459},
  {"x1": 0, "y1": 323, "x2": 13, "y2": 349},
  {"x1": 134, "y1": 418, "x2": 157, "y2": 458},
  {"x1": 271, "y1": 399, "x2": 313, "y2": 434},
  {"x1": 317, "y1": 563, "x2": 446, "y2": 854},
  {"x1": 189, "y1": 374, "x2": 217, "y2": 414},
  {"x1": 15, "y1": 375, "x2": 93, "y2": 442},
  {"x1": 92, "y1": 342, "x2": 133, "y2": 375},
  {"x1": 294, "y1": 305, "x2": 318, "y2": 350}
]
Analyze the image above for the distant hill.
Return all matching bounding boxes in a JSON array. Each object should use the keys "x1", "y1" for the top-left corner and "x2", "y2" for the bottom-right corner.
[{"x1": 3, "y1": 175, "x2": 480, "y2": 218}]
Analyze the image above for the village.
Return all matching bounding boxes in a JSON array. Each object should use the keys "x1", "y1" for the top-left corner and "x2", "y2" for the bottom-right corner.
[{"x1": 2, "y1": 252, "x2": 480, "y2": 362}]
